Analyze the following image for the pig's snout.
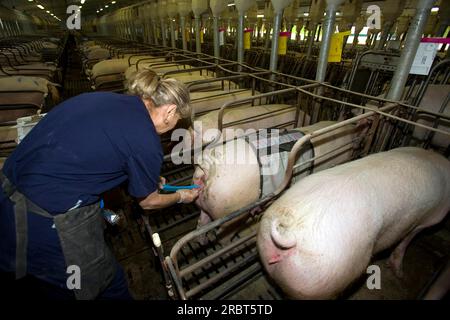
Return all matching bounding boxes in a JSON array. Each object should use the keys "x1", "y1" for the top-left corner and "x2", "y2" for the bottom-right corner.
[{"x1": 271, "y1": 218, "x2": 297, "y2": 250}]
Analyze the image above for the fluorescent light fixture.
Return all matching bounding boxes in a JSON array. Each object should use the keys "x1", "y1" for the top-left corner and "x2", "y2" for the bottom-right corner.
[
  {"x1": 431, "y1": 7, "x2": 439, "y2": 12},
  {"x1": 81, "y1": 0, "x2": 86, "y2": 4},
  {"x1": 303, "y1": 12, "x2": 309, "y2": 16},
  {"x1": 27, "y1": 0, "x2": 33, "y2": 2},
  {"x1": 46, "y1": 10, "x2": 50, "y2": 13},
  {"x1": 227, "y1": 3, "x2": 235, "y2": 6},
  {"x1": 112, "y1": 1, "x2": 116, "y2": 4},
  {"x1": 100, "y1": 8, "x2": 103, "y2": 11},
  {"x1": 257, "y1": 14, "x2": 264, "y2": 18},
  {"x1": 37, "y1": 4, "x2": 45, "y2": 9},
  {"x1": 79, "y1": 6, "x2": 83, "y2": 9},
  {"x1": 336, "y1": 12, "x2": 341, "y2": 16},
  {"x1": 105, "y1": 5, "x2": 109, "y2": 8}
]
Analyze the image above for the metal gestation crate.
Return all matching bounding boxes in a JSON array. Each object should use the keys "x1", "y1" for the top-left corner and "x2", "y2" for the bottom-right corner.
[{"x1": 143, "y1": 67, "x2": 450, "y2": 299}]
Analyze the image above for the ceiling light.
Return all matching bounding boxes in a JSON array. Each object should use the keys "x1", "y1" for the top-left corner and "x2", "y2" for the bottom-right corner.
[
  {"x1": 27, "y1": 0, "x2": 33, "y2": 2},
  {"x1": 431, "y1": 7, "x2": 439, "y2": 12},
  {"x1": 112, "y1": 1, "x2": 116, "y2": 4},
  {"x1": 105, "y1": 5, "x2": 109, "y2": 8},
  {"x1": 303, "y1": 13, "x2": 309, "y2": 16},
  {"x1": 81, "y1": 0, "x2": 86, "y2": 4},
  {"x1": 227, "y1": 3, "x2": 235, "y2": 6},
  {"x1": 100, "y1": 8, "x2": 103, "y2": 11},
  {"x1": 257, "y1": 14, "x2": 264, "y2": 18},
  {"x1": 79, "y1": 6, "x2": 83, "y2": 9},
  {"x1": 46, "y1": 10, "x2": 50, "y2": 13},
  {"x1": 37, "y1": 4, "x2": 45, "y2": 9}
]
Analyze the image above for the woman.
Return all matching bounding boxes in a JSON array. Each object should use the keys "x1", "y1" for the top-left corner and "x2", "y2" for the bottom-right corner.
[{"x1": 0, "y1": 70, "x2": 198, "y2": 299}]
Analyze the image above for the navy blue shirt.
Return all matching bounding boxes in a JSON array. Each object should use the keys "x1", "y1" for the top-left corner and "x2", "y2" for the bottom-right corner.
[
  {"x1": 0, "y1": 92, "x2": 163, "y2": 287},
  {"x1": 3, "y1": 92, "x2": 163, "y2": 214}
]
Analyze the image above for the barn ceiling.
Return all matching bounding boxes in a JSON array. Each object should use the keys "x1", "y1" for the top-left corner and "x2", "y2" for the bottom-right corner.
[{"x1": 0, "y1": 0, "x2": 443, "y2": 22}]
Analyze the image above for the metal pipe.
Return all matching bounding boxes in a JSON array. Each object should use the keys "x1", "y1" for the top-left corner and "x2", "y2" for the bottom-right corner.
[
  {"x1": 269, "y1": 11, "x2": 283, "y2": 72},
  {"x1": 161, "y1": 18, "x2": 167, "y2": 47},
  {"x1": 179, "y1": 233, "x2": 256, "y2": 277},
  {"x1": 386, "y1": 0, "x2": 435, "y2": 101},
  {"x1": 264, "y1": 23, "x2": 271, "y2": 50},
  {"x1": 185, "y1": 250, "x2": 259, "y2": 298},
  {"x1": 153, "y1": 21, "x2": 159, "y2": 45},
  {"x1": 378, "y1": 21, "x2": 395, "y2": 50},
  {"x1": 237, "y1": 14, "x2": 245, "y2": 64},
  {"x1": 195, "y1": 16, "x2": 202, "y2": 53},
  {"x1": 315, "y1": 4, "x2": 339, "y2": 83},
  {"x1": 213, "y1": 16, "x2": 220, "y2": 59},
  {"x1": 180, "y1": 16, "x2": 187, "y2": 51},
  {"x1": 170, "y1": 19, "x2": 176, "y2": 48}
]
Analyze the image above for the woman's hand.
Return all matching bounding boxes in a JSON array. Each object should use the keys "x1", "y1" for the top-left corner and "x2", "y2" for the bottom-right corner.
[
  {"x1": 139, "y1": 187, "x2": 200, "y2": 210},
  {"x1": 176, "y1": 189, "x2": 200, "y2": 204}
]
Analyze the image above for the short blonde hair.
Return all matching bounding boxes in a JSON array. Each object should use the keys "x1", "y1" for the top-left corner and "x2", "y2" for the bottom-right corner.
[{"x1": 126, "y1": 69, "x2": 191, "y2": 118}]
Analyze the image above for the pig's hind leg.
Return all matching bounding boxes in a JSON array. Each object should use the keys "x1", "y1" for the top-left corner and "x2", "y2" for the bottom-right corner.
[
  {"x1": 196, "y1": 210, "x2": 213, "y2": 246},
  {"x1": 388, "y1": 207, "x2": 449, "y2": 278}
]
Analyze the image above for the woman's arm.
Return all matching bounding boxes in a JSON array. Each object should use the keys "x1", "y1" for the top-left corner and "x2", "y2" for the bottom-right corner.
[{"x1": 139, "y1": 189, "x2": 199, "y2": 210}]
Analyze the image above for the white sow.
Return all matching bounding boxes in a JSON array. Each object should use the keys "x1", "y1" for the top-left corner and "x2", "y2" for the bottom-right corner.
[{"x1": 257, "y1": 147, "x2": 450, "y2": 299}]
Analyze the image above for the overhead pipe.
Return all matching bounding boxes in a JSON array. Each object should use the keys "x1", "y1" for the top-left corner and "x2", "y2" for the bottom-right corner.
[
  {"x1": 178, "y1": 0, "x2": 192, "y2": 51},
  {"x1": 192, "y1": 0, "x2": 208, "y2": 54},
  {"x1": 235, "y1": 0, "x2": 256, "y2": 66},
  {"x1": 315, "y1": 0, "x2": 344, "y2": 83},
  {"x1": 386, "y1": 0, "x2": 435, "y2": 101},
  {"x1": 377, "y1": 0, "x2": 406, "y2": 49},
  {"x1": 263, "y1": 2, "x2": 274, "y2": 51},
  {"x1": 312, "y1": 0, "x2": 344, "y2": 124},
  {"x1": 339, "y1": 0, "x2": 362, "y2": 48},
  {"x1": 210, "y1": 0, "x2": 228, "y2": 59},
  {"x1": 159, "y1": 1, "x2": 168, "y2": 47},
  {"x1": 436, "y1": 5, "x2": 450, "y2": 37},
  {"x1": 305, "y1": 0, "x2": 326, "y2": 60},
  {"x1": 268, "y1": 0, "x2": 294, "y2": 73},
  {"x1": 168, "y1": 0, "x2": 178, "y2": 48},
  {"x1": 150, "y1": 3, "x2": 159, "y2": 45}
]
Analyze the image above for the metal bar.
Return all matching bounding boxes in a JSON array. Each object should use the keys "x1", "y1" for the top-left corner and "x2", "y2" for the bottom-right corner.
[
  {"x1": 315, "y1": 3, "x2": 339, "y2": 83},
  {"x1": 185, "y1": 250, "x2": 259, "y2": 298},
  {"x1": 305, "y1": 25, "x2": 317, "y2": 61},
  {"x1": 237, "y1": 15, "x2": 245, "y2": 65},
  {"x1": 161, "y1": 19, "x2": 167, "y2": 47},
  {"x1": 165, "y1": 256, "x2": 187, "y2": 300},
  {"x1": 180, "y1": 233, "x2": 256, "y2": 277},
  {"x1": 213, "y1": 16, "x2": 220, "y2": 59},
  {"x1": 269, "y1": 12, "x2": 283, "y2": 73},
  {"x1": 180, "y1": 16, "x2": 187, "y2": 51},
  {"x1": 195, "y1": 16, "x2": 202, "y2": 54},
  {"x1": 386, "y1": 0, "x2": 435, "y2": 101},
  {"x1": 170, "y1": 19, "x2": 176, "y2": 48}
]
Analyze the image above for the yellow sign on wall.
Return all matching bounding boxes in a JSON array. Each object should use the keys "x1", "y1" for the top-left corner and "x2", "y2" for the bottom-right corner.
[
  {"x1": 328, "y1": 31, "x2": 351, "y2": 63},
  {"x1": 244, "y1": 29, "x2": 253, "y2": 49},
  {"x1": 278, "y1": 32, "x2": 290, "y2": 55}
]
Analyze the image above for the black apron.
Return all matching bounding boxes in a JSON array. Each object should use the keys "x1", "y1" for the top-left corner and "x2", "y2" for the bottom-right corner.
[{"x1": 0, "y1": 172, "x2": 117, "y2": 300}]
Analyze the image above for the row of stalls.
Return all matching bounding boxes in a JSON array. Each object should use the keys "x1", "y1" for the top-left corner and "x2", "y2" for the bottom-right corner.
[
  {"x1": 83, "y1": 0, "x2": 450, "y2": 85},
  {"x1": 0, "y1": 0, "x2": 449, "y2": 300},
  {"x1": 74, "y1": 1, "x2": 450, "y2": 297},
  {"x1": 0, "y1": 5, "x2": 66, "y2": 168}
]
